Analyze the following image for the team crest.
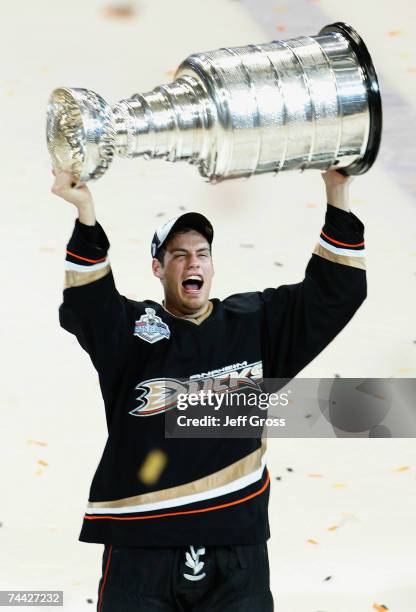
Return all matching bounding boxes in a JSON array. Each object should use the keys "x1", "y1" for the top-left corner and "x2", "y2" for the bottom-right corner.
[{"x1": 134, "y1": 308, "x2": 170, "y2": 344}]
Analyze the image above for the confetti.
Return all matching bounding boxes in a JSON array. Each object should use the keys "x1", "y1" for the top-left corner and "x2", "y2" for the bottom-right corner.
[
  {"x1": 274, "y1": 262, "x2": 284, "y2": 267},
  {"x1": 388, "y1": 30, "x2": 404, "y2": 37},
  {"x1": 308, "y1": 473, "x2": 324, "y2": 478},
  {"x1": 102, "y1": 5, "x2": 135, "y2": 19},
  {"x1": 306, "y1": 203, "x2": 318, "y2": 208},
  {"x1": 286, "y1": 467, "x2": 293, "y2": 472},
  {"x1": 37, "y1": 460, "x2": 48, "y2": 467},
  {"x1": 156, "y1": 212, "x2": 165, "y2": 217},
  {"x1": 372, "y1": 605, "x2": 389, "y2": 611},
  {"x1": 392, "y1": 466, "x2": 410, "y2": 472},
  {"x1": 276, "y1": 25, "x2": 286, "y2": 32},
  {"x1": 240, "y1": 244, "x2": 255, "y2": 248},
  {"x1": 331, "y1": 483, "x2": 347, "y2": 488},
  {"x1": 273, "y1": 7, "x2": 288, "y2": 13},
  {"x1": 35, "y1": 469, "x2": 43, "y2": 476},
  {"x1": 275, "y1": 476, "x2": 282, "y2": 480},
  {"x1": 327, "y1": 525, "x2": 339, "y2": 531},
  {"x1": 323, "y1": 575, "x2": 332, "y2": 581},
  {"x1": 138, "y1": 449, "x2": 168, "y2": 485},
  {"x1": 86, "y1": 599, "x2": 94, "y2": 604},
  {"x1": 179, "y1": 206, "x2": 186, "y2": 211},
  {"x1": 27, "y1": 439, "x2": 47, "y2": 447},
  {"x1": 307, "y1": 538, "x2": 318, "y2": 544}
]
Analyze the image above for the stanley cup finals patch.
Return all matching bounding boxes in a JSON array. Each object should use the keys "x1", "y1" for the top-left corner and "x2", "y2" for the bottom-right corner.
[{"x1": 134, "y1": 308, "x2": 171, "y2": 344}]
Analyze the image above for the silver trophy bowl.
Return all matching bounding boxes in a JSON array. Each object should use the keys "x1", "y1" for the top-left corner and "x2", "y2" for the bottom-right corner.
[{"x1": 47, "y1": 22, "x2": 382, "y2": 183}]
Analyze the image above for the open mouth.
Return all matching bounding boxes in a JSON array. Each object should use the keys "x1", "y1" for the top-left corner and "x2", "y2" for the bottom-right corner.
[{"x1": 182, "y1": 276, "x2": 204, "y2": 294}]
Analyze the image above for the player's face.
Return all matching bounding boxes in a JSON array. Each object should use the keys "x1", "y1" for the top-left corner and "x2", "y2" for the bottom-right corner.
[{"x1": 152, "y1": 230, "x2": 214, "y2": 316}]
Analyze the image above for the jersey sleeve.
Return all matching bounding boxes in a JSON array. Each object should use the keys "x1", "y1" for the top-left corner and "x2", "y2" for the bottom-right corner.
[
  {"x1": 261, "y1": 204, "x2": 367, "y2": 378},
  {"x1": 59, "y1": 219, "x2": 131, "y2": 380}
]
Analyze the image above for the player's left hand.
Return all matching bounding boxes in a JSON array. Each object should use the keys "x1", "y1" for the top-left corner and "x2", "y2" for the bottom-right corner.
[{"x1": 321, "y1": 168, "x2": 354, "y2": 189}]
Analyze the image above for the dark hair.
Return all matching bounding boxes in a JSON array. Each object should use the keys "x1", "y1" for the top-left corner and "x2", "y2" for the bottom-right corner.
[{"x1": 156, "y1": 227, "x2": 212, "y2": 266}]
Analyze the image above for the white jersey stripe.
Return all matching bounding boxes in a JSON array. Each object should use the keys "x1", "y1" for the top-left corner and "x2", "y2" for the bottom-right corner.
[
  {"x1": 65, "y1": 258, "x2": 110, "y2": 273},
  {"x1": 85, "y1": 452, "x2": 267, "y2": 515},
  {"x1": 318, "y1": 237, "x2": 366, "y2": 258}
]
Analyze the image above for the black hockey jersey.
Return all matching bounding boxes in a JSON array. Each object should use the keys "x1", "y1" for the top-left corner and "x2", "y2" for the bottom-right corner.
[{"x1": 59, "y1": 204, "x2": 366, "y2": 546}]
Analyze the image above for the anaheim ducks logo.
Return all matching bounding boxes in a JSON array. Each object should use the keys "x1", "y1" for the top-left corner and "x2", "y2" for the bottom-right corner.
[{"x1": 129, "y1": 361, "x2": 263, "y2": 417}]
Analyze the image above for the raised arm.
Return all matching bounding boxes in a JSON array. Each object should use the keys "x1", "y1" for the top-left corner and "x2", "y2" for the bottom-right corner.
[
  {"x1": 261, "y1": 170, "x2": 366, "y2": 379},
  {"x1": 52, "y1": 171, "x2": 131, "y2": 394}
]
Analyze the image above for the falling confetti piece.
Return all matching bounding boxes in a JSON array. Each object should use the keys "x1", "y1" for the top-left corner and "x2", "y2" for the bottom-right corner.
[
  {"x1": 331, "y1": 483, "x2": 347, "y2": 488},
  {"x1": 273, "y1": 7, "x2": 288, "y2": 13},
  {"x1": 240, "y1": 244, "x2": 255, "y2": 248},
  {"x1": 397, "y1": 368, "x2": 412, "y2": 373},
  {"x1": 35, "y1": 470, "x2": 43, "y2": 476},
  {"x1": 276, "y1": 24, "x2": 286, "y2": 32},
  {"x1": 388, "y1": 30, "x2": 404, "y2": 37},
  {"x1": 274, "y1": 262, "x2": 284, "y2": 267},
  {"x1": 86, "y1": 599, "x2": 94, "y2": 604},
  {"x1": 323, "y1": 575, "x2": 332, "y2": 581},
  {"x1": 327, "y1": 525, "x2": 339, "y2": 531},
  {"x1": 0, "y1": 522, "x2": 3, "y2": 527},
  {"x1": 179, "y1": 206, "x2": 186, "y2": 211},
  {"x1": 37, "y1": 460, "x2": 48, "y2": 467},
  {"x1": 307, "y1": 539, "x2": 318, "y2": 544},
  {"x1": 286, "y1": 467, "x2": 293, "y2": 472},
  {"x1": 275, "y1": 476, "x2": 282, "y2": 480},
  {"x1": 156, "y1": 212, "x2": 165, "y2": 217},
  {"x1": 308, "y1": 473, "x2": 324, "y2": 478},
  {"x1": 306, "y1": 203, "x2": 318, "y2": 208},
  {"x1": 392, "y1": 466, "x2": 410, "y2": 472},
  {"x1": 334, "y1": 373, "x2": 341, "y2": 378},
  {"x1": 102, "y1": 5, "x2": 135, "y2": 19},
  {"x1": 27, "y1": 439, "x2": 47, "y2": 447},
  {"x1": 372, "y1": 604, "x2": 389, "y2": 611},
  {"x1": 138, "y1": 449, "x2": 168, "y2": 485}
]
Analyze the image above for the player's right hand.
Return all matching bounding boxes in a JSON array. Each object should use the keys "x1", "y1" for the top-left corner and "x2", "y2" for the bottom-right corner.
[{"x1": 51, "y1": 169, "x2": 93, "y2": 210}]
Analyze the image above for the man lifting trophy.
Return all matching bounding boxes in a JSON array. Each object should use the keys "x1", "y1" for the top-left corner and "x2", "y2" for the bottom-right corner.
[{"x1": 49, "y1": 22, "x2": 380, "y2": 612}]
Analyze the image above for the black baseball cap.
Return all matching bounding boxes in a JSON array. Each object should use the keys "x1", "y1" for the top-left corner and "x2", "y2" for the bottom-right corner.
[{"x1": 151, "y1": 212, "x2": 214, "y2": 258}]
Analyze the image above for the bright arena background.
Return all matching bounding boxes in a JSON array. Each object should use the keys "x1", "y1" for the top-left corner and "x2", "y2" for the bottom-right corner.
[{"x1": 1, "y1": 0, "x2": 416, "y2": 610}]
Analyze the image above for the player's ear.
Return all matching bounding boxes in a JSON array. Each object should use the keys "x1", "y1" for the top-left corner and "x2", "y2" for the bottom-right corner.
[{"x1": 152, "y1": 257, "x2": 163, "y2": 279}]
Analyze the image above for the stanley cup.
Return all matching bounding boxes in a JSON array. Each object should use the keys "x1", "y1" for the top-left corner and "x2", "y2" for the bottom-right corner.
[{"x1": 46, "y1": 22, "x2": 382, "y2": 183}]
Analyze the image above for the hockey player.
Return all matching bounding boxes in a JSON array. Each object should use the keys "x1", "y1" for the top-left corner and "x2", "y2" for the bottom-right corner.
[{"x1": 52, "y1": 168, "x2": 366, "y2": 611}]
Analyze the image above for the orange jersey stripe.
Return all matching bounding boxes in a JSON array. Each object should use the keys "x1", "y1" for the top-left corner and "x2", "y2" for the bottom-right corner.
[
  {"x1": 66, "y1": 250, "x2": 107, "y2": 264},
  {"x1": 321, "y1": 231, "x2": 365, "y2": 248},
  {"x1": 97, "y1": 544, "x2": 112, "y2": 611},
  {"x1": 84, "y1": 470, "x2": 270, "y2": 521}
]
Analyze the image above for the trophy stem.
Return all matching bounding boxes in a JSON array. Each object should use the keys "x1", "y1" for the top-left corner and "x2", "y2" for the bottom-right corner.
[{"x1": 113, "y1": 75, "x2": 216, "y2": 164}]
